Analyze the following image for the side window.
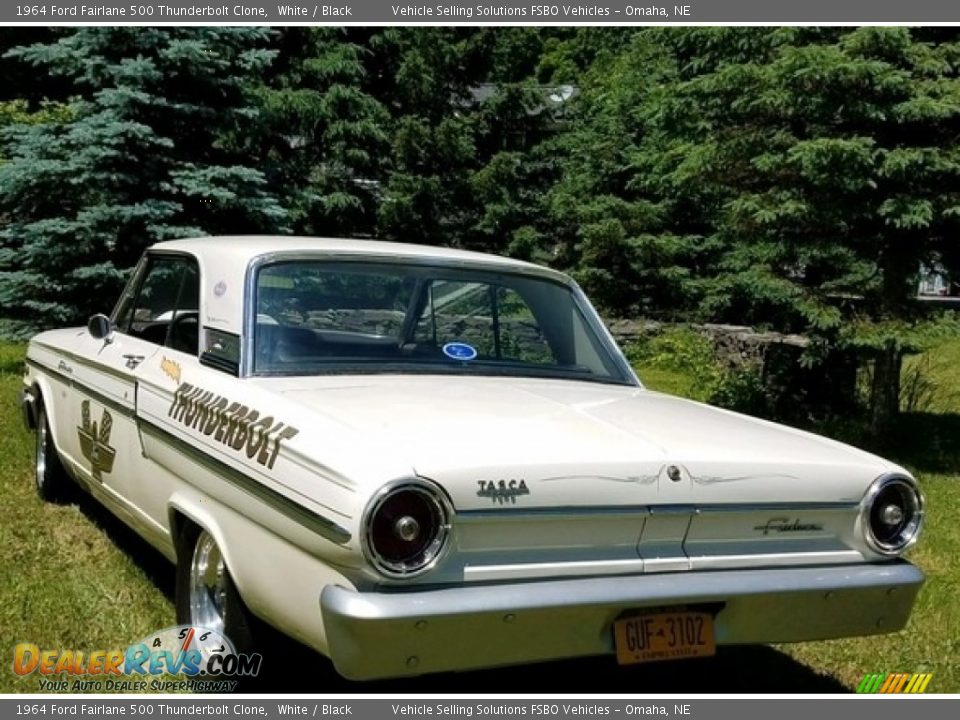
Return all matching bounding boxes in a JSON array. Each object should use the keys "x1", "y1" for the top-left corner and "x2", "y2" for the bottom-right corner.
[{"x1": 116, "y1": 255, "x2": 201, "y2": 354}]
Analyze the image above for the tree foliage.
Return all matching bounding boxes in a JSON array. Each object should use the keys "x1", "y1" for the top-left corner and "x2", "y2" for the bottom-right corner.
[
  {"x1": 0, "y1": 28, "x2": 288, "y2": 335},
  {"x1": 1, "y1": 27, "x2": 959, "y2": 422}
]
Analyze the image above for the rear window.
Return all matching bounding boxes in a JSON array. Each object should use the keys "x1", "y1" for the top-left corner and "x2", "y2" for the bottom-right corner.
[{"x1": 251, "y1": 260, "x2": 632, "y2": 385}]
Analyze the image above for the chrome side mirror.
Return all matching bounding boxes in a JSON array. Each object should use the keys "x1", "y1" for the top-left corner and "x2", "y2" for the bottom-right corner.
[{"x1": 87, "y1": 314, "x2": 115, "y2": 344}]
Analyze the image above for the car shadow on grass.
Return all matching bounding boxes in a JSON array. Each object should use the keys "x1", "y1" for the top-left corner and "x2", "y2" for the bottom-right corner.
[
  {"x1": 65, "y1": 480, "x2": 177, "y2": 604},
  {"x1": 245, "y1": 633, "x2": 849, "y2": 694}
]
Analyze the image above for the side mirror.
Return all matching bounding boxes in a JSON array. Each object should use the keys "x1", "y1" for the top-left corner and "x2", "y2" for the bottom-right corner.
[{"x1": 87, "y1": 314, "x2": 115, "y2": 344}]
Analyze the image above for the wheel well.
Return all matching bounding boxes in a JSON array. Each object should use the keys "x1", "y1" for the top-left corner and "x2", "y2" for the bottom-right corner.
[
  {"x1": 32, "y1": 382, "x2": 44, "y2": 413},
  {"x1": 168, "y1": 507, "x2": 262, "y2": 637},
  {"x1": 168, "y1": 509, "x2": 199, "y2": 559},
  {"x1": 23, "y1": 383, "x2": 43, "y2": 431}
]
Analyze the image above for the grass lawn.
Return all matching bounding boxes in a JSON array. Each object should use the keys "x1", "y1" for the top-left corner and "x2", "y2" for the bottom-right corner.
[{"x1": 0, "y1": 337, "x2": 957, "y2": 693}]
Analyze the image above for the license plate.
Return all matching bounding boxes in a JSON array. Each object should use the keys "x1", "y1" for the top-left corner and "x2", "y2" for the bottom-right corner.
[{"x1": 614, "y1": 610, "x2": 716, "y2": 665}]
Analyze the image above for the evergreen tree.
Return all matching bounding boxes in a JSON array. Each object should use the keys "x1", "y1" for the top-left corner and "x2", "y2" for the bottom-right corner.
[
  {"x1": 0, "y1": 28, "x2": 289, "y2": 336},
  {"x1": 543, "y1": 31, "x2": 708, "y2": 316},
  {"x1": 369, "y1": 28, "x2": 484, "y2": 248},
  {"x1": 252, "y1": 28, "x2": 389, "y2": 237},
  {"x1": 641, "y1": 27, "x2": 960, "y2": 424},
  {"x1": 370, "y1": 28, "x2": 560, "y2": 256}
]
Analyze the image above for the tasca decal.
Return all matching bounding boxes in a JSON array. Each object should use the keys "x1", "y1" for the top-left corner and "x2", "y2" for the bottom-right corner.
[
  {"x1": 167, "y1": 383, "x2": 299, "y2": 470},
  {"x1": 78, "y1": 400, "x2": 116, "y2": 481},
  {"x1": 477, "y1": 479, "x2": 530, "y2": 504}
]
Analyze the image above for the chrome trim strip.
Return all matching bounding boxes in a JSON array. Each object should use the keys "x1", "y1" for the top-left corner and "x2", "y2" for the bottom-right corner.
[
  {"x1": 457, "y1": 500, "x2": 857, "y2": 522},
  {"x1": 458, "y1": 505, "x2": 651, "y2": 521},
  {"x1": 31, "y1": 341, "x2": 136, "y2": 385},
  {"x1": 464, "y1": 558, "x2": 646, "y2": 582},
  {"x1": 570, "y1": 283, "x2": 640, "y2": 385},
  {"x1": 687, "y1": 550, "x2": 863, "y2": 570},
  {"x1": 109, "y1": 254, "x2": 149, "y2": 326},
  {"x1": 138, "y1": 418, "x2": 351, "y2": 545},
  {"x1": 26, "y1": 358, "x2": 135, "y2": 420},
  {"x1": 695, "y1": 501, "x2": 857, "y2": 513}
]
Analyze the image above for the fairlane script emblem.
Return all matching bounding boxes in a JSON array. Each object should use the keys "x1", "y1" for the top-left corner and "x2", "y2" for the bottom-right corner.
[
  {"x1": 77, "y1": 400, "x2": 117, "y2": 482},
  {"x1": 477, "y1": 479, "x2": 530, "y2": 504},
  {"x1": 754, "y1": 517, "x2": 824, "y2": 535}
]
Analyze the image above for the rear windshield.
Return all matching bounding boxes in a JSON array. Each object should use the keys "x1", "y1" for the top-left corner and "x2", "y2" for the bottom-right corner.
[{"x1": 251, "y1": 260, "x2": 633, "y2": 385}]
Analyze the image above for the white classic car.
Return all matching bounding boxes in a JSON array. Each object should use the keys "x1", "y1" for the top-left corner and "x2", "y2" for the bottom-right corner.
[{"x1": 21, "y1": 236, "x2": 924, "y2": 680}]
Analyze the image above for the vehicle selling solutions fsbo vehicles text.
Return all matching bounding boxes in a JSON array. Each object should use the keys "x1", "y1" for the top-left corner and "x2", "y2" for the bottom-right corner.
[
  {"x1": 387, "y1": 705, "x2": 685, "y2": 716},
  {"x1": 388, "y1": 5, "x2": 691, "y2": 18}
]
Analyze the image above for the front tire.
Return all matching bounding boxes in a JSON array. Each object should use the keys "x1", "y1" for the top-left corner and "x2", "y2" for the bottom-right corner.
[
  {"x1": 175, "y1": 525, "x2": 255, "y2": 655},
  {"x1": 35, "y1": 400, "x2": 71, "y2": 502}
]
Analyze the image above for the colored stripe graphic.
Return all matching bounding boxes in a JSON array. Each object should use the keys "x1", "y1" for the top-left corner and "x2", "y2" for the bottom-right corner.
[
  {"x1": 181, "y1": 627, "x2": 195, "y2": 652},
  {"x1": 857, "y1": 673, "x2": 932, "y2": 694}
]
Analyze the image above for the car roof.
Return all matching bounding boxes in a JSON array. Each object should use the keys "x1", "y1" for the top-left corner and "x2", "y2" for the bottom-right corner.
[
  {"x1": 148, "y1": 236, "x2": 574, "y2": 338},
  {"x1": 152, "y1": 235, "x2": 549, "y2": 272}
]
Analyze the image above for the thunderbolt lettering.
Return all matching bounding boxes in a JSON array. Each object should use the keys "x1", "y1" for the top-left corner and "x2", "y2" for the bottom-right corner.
[{"x1": 167, "y1": 383, "x2": 299, "y2": 469}]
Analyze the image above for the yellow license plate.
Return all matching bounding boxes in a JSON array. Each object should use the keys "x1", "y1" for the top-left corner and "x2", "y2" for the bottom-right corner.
[{"x1": 614, "y1": 610, "x2": 716, "y2": 665}]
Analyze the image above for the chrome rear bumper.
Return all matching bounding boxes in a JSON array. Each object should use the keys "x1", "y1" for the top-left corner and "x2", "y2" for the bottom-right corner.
[{"x1": 321, "y1": 561, "x2": 923, "y2": 680}]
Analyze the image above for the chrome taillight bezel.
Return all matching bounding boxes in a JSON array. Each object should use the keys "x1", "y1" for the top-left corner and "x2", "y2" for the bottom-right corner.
[
  {"x1": 861, "y1": 473, "x2": 924, "y2": 557},
  {"x1": 361, "y1": 477, "x2": 453, "y2": 579}
]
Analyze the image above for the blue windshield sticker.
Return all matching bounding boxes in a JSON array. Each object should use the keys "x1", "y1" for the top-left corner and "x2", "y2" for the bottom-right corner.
[{"x1": 442, "y1": 342, "x2": 478, "y2": 361}]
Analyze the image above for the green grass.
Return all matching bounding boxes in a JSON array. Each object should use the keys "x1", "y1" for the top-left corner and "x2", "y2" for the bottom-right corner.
[{"x1": 635, "y1": 365, "x2": 702, "y2": 398}]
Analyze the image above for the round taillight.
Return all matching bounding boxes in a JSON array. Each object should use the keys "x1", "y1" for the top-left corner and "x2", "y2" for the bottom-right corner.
[
  {"x1": 862, "y1": 475, "x2": 924, "y2": 556},
  {"x1": 362, "y1": 480, "x2": 451, "y2": 578}
]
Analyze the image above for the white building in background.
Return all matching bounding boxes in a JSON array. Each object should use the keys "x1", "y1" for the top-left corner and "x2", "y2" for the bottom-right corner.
[{"x1": 918, "y1": 263, "x2": 954, "y2": 297}]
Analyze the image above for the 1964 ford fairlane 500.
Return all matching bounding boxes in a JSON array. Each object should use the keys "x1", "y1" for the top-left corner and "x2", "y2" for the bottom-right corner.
[{"x1": 20, "y1": 236, "x2": 924, "y2": 679}]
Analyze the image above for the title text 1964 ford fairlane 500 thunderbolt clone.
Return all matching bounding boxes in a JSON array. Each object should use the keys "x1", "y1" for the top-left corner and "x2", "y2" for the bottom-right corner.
[{"x1": 20, "y1": 236, "x2": 924, "y2": 679}]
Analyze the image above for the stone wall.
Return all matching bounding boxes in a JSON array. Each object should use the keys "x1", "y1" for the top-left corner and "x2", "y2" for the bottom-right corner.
[{"x1": 605, "y1": 318, "x2": 808, "y2": 369}]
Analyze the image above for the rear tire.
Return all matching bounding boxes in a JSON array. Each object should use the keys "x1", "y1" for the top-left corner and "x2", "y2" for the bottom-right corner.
[
  {"x1": 35, "y1": 400, "x2": 71, "y2": 502},
  {"x1": 175, "y1": 524, "x2": 256, "y2": 655}
]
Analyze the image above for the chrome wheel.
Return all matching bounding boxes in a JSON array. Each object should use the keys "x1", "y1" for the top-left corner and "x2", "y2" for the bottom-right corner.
[
  {"x1": 33, "y1": 401, "x2": 69, "y2": 503},
  {"x1": 35, "y1": 408, "x2": 48, "y2": 492},
  {"x1": 189, "y1": 530, "x2": 229, "y2": 635}
]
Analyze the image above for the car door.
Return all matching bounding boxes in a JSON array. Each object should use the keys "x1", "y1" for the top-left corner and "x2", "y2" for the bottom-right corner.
[{"x1": 70, "y1": 252, "x2": 201, "y2": 543}]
